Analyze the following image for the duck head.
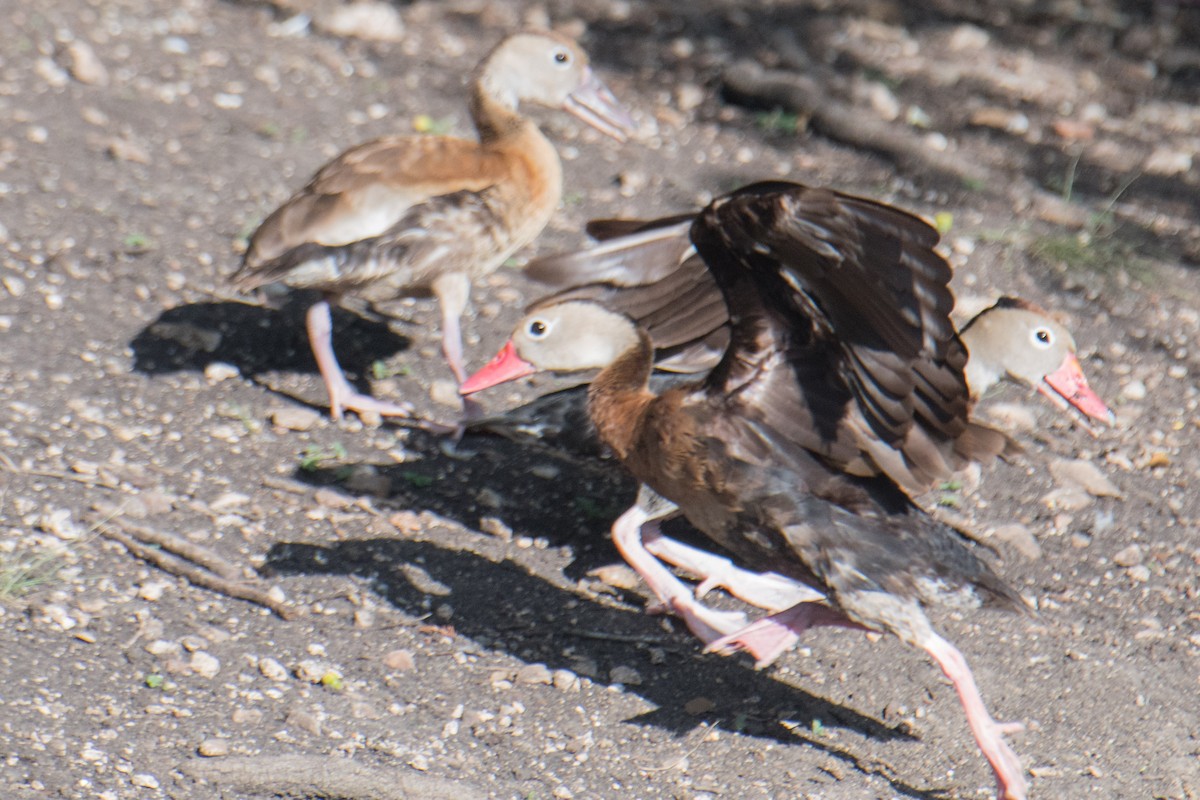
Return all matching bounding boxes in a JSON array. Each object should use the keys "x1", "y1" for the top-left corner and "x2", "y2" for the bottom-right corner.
[
  {"x1": 462, "y1": 301, "x2": 638, "y2": 393},
  {"x1": 960, "y1": 298, "x2": 1114, "y2": 427},
  {"x1": 478, "y1": 31, "x2": 635, "y2": 141}
]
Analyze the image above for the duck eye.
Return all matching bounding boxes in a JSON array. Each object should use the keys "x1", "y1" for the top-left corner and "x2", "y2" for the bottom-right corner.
[
  {"x1": 1033, "y1": 327, "x2": 1053, "y2": 347},
  {"x1": 552, "y1": 48, "x2": 571, "y2": 66},
  {"x1": 528, "y1": 319, "x2": 549, "y2": 338}
]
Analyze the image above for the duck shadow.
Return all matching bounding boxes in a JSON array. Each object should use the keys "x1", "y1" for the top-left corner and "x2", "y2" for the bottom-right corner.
[
  {"x1": 262, "y1": 535, "x2": 945, "y2": 797},
  {"x1": 275, "y1": 429, "x2": 953, "y2": 799},
  {"x1": 129, "y1": 294, "x2": 411, "y2": 384}
]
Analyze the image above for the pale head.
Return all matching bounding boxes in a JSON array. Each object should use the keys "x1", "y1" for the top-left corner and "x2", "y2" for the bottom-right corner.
[
  {"x1": 961, "y1": 298, "x2": 1113, "y2": 425},
  {"x1": 461, "y1": 301, "x2": 639, "y2": 394},
  {"x1": 477, "y1": 31, "x2": 634, "y2": 140}
]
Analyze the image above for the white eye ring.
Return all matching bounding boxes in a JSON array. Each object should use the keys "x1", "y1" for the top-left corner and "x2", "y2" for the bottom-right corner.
[
  {"x1": 1032, "y1": 327, "x2": 1053, "y2": 348},
  {"x1": 551, "y1": 48, "x2": 571, "y2": 67},
  {"x1": 527, "y1": 318, "x2": 551, "y2": 339}
]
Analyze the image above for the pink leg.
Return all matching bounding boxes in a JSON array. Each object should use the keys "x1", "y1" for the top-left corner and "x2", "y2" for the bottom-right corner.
[
  {"x1": 920, "y1": 631, "x2": 1028, "y2": 800},
  {"x1": 643, "y1": 530, "x2": 823, "y2": 612},
  {"x1": 432, "y1": 273, "x2": 484, "y2": 429},
  {"x1": 706, "y1": 602, "x2": 862, "y2": 668},
  {"x1": 306, "y1": 301, "x2": 414, "y2": 421},
  {"x1": 611, "y1": 504, "x2": 749, "y2": 644}
]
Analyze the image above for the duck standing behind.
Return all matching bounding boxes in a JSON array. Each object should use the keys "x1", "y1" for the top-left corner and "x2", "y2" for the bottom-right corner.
[
  {"x1": 463, "y1": 182, "x2": 1031, "y2": 799},
  {"x1": 231, "y1": 31, "x2": 634, "y2": 421}
]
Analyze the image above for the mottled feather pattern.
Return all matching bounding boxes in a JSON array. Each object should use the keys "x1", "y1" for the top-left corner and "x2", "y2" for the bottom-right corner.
[{"x1": 232, "y1": 189, "x2": 513, "y2": 301}]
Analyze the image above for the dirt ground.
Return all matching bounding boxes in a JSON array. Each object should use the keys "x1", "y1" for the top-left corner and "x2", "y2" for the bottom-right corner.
[{"x1": 1, "y1": 0, "x2": 1198, "y2": 798}]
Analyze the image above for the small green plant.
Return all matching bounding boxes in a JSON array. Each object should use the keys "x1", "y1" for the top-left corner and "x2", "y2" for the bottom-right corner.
[
  {"x1": 936, "y1": 493, "x2": 962, "y2": 508},
  {"x1": 144, "y1": 673, "x2": 165, "y2": 689},
  {"x1": 370, "y1": 360, "x2": 410, "y2": 381},
  {"x1": 961, "y1": 176, "x2": 988, "y2": 192},
  {"x1": 938, "y1": 479, "x2": 963, "y2": 492},
  {"x1": 933, "y1": 211, "x2": 954, "y2": 236},
  {"x1": 810, "y1": 718, "x2": 827, "y2": 737},
  {"x1": 755, "y1": 108, "x2": 803, "y2": 135},
  {"x1": 0, "y1": 550, "x2": 64, "y2": 600},
  {"x1": 299, "y1": 442, "x2": 347, "y2": 472},
  {"x1": 412, "y1": 114, "x2": 456, "y2": 136},
  {"x1": 255, "y1": 121, "x2": 282, "y2": 140},
  {"x1": 401, "y1": 471, "x2": 433, "y2": 489},
  {"x1": 122, "y1": 233, "x2": 151, "y2": 252},
  {"x1": 320, "y1": 670, "x2": 344, "y2": 691}
]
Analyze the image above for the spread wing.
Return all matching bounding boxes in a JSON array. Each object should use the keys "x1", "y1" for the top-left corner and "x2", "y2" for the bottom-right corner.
[{"x1": 688, "y1": 181, "x2": 1007, "y2": 494}]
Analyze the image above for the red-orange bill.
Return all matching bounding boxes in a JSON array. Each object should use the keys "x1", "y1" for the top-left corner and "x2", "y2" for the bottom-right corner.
[
  {"x1": 460, "y1": 341, "x2": 536, "y2": 395},
  {"x1": 1039, "y1": 351, "x2": 1115, "y2": 426}
]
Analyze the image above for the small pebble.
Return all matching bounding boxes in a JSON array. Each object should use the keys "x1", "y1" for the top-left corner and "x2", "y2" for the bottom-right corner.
[
  {"x1": 204, "y1": 362, "x2": 240, "y2": 384},
  {"x1": 1127, "y1": 564, "x2": 1151, "y2": 583},
  {"x1": 138, "y1": 580, "x2": 171, "y2": 602},
  {"x1": 65, "y1": 40, "x2": 109, "y2": 86},
  {"x1": 517, "y1": 663, "x2": 553, "y2": 685},
  {"x1": 552, "y1": 669, "x2": 581, "y2": 692},
  {"x1": 429, "y1": 379, "x2": 461, "y2": 408},
  {"x1": 991, "y1": 524, "x2": 1042, "y2": 560},
  {"x1": 190, "y1": 651, "x2": 221, "y2": 679},
  {"x1": 480, "y1": 516, "x2": 513, "y2": 541},
  {"x1": 1112, "y1": 544, "x2": 1143, "y2": 567},
  {"x1": 130, "y1": 774, "x2": 160, "y2": 790},
  {"x1": 270, "y1": 406, "x2": 321, "y2": 431},
  {"x1": 383, "y1": 649, "x2": 415, "y2": 671},
  {"x1": 197, "y1": 738, "x2": 230, "y2": 757},
  {"x1": 1121, "y1": 379, "x2": 1147, "y2": 401},
  {"x1": 609, "y1": 665, "x2": 642, "y2": 686},
  {"x1": 259, "y1": 657, "x2": 289, "y2": 682}
]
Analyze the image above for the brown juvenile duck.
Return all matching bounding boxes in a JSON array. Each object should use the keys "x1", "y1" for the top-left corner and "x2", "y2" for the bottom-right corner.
[
  {"x1": 463, "y1": 181, "x2": 1030, "y2": 799},
  {"x1": 230, "y1": 31, "x2": 634, "y2": 421}
]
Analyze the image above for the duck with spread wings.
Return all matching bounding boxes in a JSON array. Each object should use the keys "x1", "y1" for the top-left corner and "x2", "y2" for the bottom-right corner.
[{"x1": 462, "y1": 181, "x2": 1030, "y2": 799}]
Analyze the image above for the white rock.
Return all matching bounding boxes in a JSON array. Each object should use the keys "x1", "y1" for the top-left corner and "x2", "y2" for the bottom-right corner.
[
  {"x1": 65, "y1": 40, "x2": 109, "y2": 86},
  {"x1": 258, "y1": 656, "x2": 289, "y2": 682},
  {"x1": 204, "y1": 361, "x2": 240, "y2": 384},
  {"x1": 1112, "y1": 544, "x2": 1143, "y2": 567},
  {"x1": 609, "y1": 665, "x2": 643, "y2": 686},
  {"x1": 190, "y1": 651, "x2": 221, "y2": 679},
  {"x1": 1049, "y1": 459, "x2": 1123, "y2": 498},
  {"x1": 1144, "y1": 147, "x2": 1192, "y2": 176},
  {"x1": 316, "y1": 1, "x2": 405, "y2": 41},
  {"x1": 130, "y1": 773, "x2": 160, "y2": 789},
  {"x1": 270, "y1": 406, "x2": 321, "y2": 431},
  {"x1": 990, "y1": 524, "x2": 1042, "y2": 560}
]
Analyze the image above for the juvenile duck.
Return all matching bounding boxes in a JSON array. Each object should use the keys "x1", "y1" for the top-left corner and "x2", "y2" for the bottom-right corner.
[{"x1": 231, "y1": 31, "x2": 634, "y2": 421}]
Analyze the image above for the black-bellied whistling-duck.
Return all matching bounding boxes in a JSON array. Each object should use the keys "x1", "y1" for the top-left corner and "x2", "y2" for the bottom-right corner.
[
  {"x1": 462, "y1": 181, "x2": 1031, "y2": 799},
  {"x1": 960, "y1": 296, "x2": 1114, "y2": 427},
  {"x1": 230, "y1": 31, "x2": 634, "y2": 421}
]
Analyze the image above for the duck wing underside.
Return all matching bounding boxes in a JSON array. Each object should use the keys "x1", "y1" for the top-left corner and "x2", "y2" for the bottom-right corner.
[
  {"x1": 526, "y1": 219, "x2": 695, "y2": 288},
  {"x1": 689, "y1": 181, "x2": 1006, "y2": 492},
  {"x1": 231, "y1": 189, "x2": 510, "y2": 300}
]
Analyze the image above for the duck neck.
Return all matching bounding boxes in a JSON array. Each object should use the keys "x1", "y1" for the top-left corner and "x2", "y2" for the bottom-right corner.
[
  {"x1": 587, "y1": 331, "x2": 656, "y2": 461},
  {"x1": 959, "y1": 326, "x2": 1000, "y2": 400},
  {"x1": 469, "y1": 69, "x2": 531, "y2": 144}
]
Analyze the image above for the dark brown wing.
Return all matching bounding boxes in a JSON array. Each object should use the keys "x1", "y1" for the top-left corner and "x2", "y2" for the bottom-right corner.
[{"x1": 689, "y1": 180, "x2": 1006, "y2": 494}]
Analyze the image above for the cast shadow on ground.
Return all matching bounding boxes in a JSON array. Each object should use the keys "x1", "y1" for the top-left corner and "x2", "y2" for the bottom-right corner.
[
  {"x1": 269, "y1": 423, "x2": 982, "y2": 798},
  {"x1": 128, "y1": 295, "x2": 411, "y2": 399},
  {"x1": 263, "y1": 533, "x2": 952, "y2": 799}
]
